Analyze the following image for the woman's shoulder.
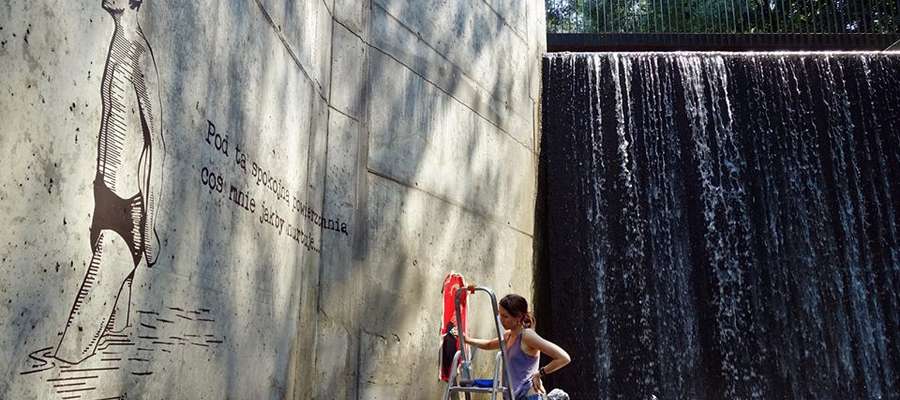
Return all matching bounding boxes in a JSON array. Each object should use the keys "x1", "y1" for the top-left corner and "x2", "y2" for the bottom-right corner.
[
  {"x1": 520, "y1": 328, "x2": 542, "y2": 344},
  {"x1": 520, "y1": 329, "x2": 542, "y2": 356}
]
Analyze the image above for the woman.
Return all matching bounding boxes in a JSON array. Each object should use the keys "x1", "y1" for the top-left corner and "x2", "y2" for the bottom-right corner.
[{"x1": 464, "y1": 292, "x2": 571, "y2": 400}]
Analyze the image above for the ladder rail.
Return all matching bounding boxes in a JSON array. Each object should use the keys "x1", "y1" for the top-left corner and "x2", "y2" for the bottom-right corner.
[
  {"x1": 443, "y1": 351, "x2": 511, "y2": 400},
  {"x1": 442, "y1": 351, "x2": 461, "y2": 400},
  {"x1": 450, "y1": 286, "x2": 515, "y2": 400},
  {"x1": 491, "y1": 351, "x2": 503, "y2": 400},
  {"x1": 454, "y1": 292, "x2": 471, "y2": 382}
]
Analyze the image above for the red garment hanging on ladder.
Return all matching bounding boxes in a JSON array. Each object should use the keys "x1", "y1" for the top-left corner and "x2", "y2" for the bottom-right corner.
[{"x1": 439, "y1": 272, "x2": 468, "y2": 381}]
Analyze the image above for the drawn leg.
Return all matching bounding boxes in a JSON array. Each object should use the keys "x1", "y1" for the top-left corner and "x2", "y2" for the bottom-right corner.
[
  {"x1": 107, "y1": 271, "x2": 135, "y2": 333},
  {"x1": 55, "y1": 231, "x2": 137, "y2": 364}
]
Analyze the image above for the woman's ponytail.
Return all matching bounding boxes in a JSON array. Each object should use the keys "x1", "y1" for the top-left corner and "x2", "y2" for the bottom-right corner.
[{"x1": 523, "y1": 311, "x2": 536, "y2": 329}]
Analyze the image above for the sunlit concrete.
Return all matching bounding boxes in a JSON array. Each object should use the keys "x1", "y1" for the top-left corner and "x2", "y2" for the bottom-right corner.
[{"x1": 0, "y1": 0, "x2": 545, "y2": 398}]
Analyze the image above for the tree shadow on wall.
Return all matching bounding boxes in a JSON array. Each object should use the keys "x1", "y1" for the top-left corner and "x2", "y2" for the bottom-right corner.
[
  {"x1": 315, "y1": 0, "x2": 542, "y2": 399},
  {"x1": 7, "y1": 0, "x2": 542, "y2": 399}
]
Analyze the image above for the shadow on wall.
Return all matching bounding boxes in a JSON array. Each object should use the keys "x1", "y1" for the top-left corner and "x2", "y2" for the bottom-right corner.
[
  {"x1": 2, "y1": 0, "x2": 541, "y2": 399},
  {"x1": 314, "y1": 0, "x2": 541, "y2": 399},
  {"x1": 133, "y1": 1, "x2": 327, "y2": 398},
  {"x1": 8, "y1": 0, "x2": 323, "y2": 398}
]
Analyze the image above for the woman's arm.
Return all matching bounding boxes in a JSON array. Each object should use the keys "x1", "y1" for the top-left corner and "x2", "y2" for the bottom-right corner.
[
  {"x1": 463, "y1": 333, "x2": 501, "y2": 350},
  {"x1": 522, "y1": 329, "x2": 571, "y2": 380},
  {"x1": 460, "y1": 284, "x2": 501, "y2": 350}
]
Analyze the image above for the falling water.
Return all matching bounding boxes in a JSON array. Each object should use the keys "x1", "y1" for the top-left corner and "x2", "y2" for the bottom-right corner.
[{"x1": 538, "y1": 52, "x2": 900, "y2": 399}]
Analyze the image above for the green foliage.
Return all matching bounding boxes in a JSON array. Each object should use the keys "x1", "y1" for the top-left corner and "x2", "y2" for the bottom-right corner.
[{"x1": 546, "y1": 0, "x2": 900, "y2": 33}]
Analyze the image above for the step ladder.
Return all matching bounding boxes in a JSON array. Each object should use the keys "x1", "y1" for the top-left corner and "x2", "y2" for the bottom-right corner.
[{"x1": 442, "y1": 286, "x2": 515, "y2": 400}]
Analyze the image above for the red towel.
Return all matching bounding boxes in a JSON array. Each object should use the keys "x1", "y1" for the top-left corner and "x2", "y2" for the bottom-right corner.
[{"x1": 439, "y1": 272, "x2": 468, "y2": 381}]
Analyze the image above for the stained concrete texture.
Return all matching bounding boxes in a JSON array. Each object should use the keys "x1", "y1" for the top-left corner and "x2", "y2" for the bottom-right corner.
[{"x1": 0, "y1": 0, "x2": 545, "y2": 398}]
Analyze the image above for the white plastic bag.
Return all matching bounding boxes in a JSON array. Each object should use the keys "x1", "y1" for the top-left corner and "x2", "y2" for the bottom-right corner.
[{"x1": 547, "y1": 388, "x2": 569, "y2": 400}]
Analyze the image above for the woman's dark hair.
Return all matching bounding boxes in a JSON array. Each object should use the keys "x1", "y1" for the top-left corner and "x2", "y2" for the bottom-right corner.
[{"x1": 499, "y1": 294, "x2": 536, "y2": 329}]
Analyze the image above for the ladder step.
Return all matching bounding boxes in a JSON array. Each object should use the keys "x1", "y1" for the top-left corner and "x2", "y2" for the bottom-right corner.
[{"x1": 448, "y1": 386, "x2": 509, "y2": 393}]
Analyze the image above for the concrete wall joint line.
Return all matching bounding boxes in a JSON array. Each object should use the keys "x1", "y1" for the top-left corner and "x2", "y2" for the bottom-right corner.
[
  {"x1": 329, "y1": 16, "x2": 367, "y2": 122},
  {"x1": 253, "y1": 0, "x2": 329, "y2": 102},
  {"x1": 368, "y1": 43, "x2": 531, "y2": 152},
  {"x1": 328, "y1": 104, "x2": 360, "y2": 123},
  {"x1": 366, "y1": 170, "x2": 535, "y2": 239},
  {"x1": 314, "y1": 19, "x2": 337, "y2": 389},
  {"x1": 333, "y1": 17, "x2": 366, "y2": 48},
  {"x1": 371, "y1": 3, "x2": 533, "y2": 151},
  {"x1": 355, "y1": 327, "x2": 363, "y2": 399},
  {"x1": 478, "y1": 0, "x2": 528, "y2": 43},
  {"x1": 372, "y1": 2, "x2": 503, "y2": 104}
]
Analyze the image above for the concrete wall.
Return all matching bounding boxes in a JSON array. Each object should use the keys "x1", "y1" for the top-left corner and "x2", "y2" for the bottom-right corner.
[{"x1": 0, "y1": 0, "x2": 545, "y2": 398}]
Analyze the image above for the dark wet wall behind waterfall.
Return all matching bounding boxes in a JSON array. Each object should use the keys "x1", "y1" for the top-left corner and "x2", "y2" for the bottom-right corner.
[{"x1": 536, "y1": 52, "x2": 900, "y2": 399}]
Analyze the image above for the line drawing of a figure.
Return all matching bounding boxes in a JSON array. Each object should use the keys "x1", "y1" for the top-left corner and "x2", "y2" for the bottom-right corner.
[{"x1": 55, "y1": 0, "x2": 164, "y2": 364}]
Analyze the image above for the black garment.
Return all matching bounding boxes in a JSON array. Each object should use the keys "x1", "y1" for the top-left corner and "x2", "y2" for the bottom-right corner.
[
  {"x1": 90, "y1": 174, "x2": 146, "y2": 265},
  {"x1": 440, "y1": 321, "x2": 459, "y2": 380}
]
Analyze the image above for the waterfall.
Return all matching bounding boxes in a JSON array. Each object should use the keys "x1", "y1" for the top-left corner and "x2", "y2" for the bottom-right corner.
[{"x1": 538, "y1": 52, "x2": 900, "y2": 399}]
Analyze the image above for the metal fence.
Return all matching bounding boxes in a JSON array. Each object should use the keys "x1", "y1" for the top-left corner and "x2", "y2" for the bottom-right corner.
[{"x1": 547, "y1": 0, "x2": 900, "y2": 34}]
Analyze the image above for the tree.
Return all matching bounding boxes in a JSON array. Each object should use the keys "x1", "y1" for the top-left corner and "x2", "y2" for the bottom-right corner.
[{"x1": 546, "y1": 0, "x2": 900, "y2": 33}]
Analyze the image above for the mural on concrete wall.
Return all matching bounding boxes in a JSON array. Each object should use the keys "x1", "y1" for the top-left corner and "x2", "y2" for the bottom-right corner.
[
  {"x1": 56, "y1": 0, "x2": 164, "y2": 365},
  {"x1": 17, "y1": 1, "x2": 224, "y2": 398},
  {"x1": 5, "y1": 0, "x2": 357, "y2": 397},
  {"x1": 22, "y1": 305, "x2": 223, "y2": 399}
]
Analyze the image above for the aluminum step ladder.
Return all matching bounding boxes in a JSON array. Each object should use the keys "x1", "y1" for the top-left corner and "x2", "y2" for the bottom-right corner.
[{"x1": 442, "y1": 286, "x2": 515, "y2": 400}]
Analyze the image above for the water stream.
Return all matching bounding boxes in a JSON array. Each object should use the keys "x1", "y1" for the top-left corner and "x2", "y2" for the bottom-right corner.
[{"x1": 538, "y1": 52, "x2": 900, "y2": 399}]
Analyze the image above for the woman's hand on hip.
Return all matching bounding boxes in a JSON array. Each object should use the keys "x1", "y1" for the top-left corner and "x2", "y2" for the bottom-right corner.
[{"x1": 530, "y1": 372, "x2": 545, "y2": 393}]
